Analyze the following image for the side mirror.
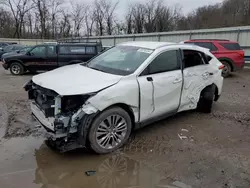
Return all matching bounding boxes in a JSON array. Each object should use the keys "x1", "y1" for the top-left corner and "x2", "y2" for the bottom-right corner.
[
  {"x1": 26, "y1": 51, "x2": 31, "y2": 56},
  {"x1": 16, "y1": 50, "x2": 20, "y2": 53}
]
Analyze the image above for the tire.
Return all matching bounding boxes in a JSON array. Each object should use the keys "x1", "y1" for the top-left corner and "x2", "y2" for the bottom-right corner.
[
  {"x1": 197, "y1": 85, "x2": 215, "y2": 113},
  {"x1": 88, "y1": 107, "x2": 132, "y2": 154},
  {"x1": 221, "y1": 61, "x2": 231, "y2": 78},
  {"x1": 10, "y1": 62, "x2": 24, "y2": 75}
]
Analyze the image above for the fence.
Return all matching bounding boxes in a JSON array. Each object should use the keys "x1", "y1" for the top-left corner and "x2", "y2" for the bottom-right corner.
[
  {"x1": 59, "y1": 26, "x2": 250, "y2": 55},
  {"x1": 2, "y1": 26, "x2": 250, "y2": 56}
]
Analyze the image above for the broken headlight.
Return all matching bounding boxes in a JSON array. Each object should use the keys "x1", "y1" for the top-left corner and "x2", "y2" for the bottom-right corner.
[{"x1": 61, "y1": 94, "x2": 95, "y2": 113}]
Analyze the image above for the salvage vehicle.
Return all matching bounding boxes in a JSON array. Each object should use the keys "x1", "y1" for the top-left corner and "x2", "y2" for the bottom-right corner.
[
  {"x1": 184, "y1": 39, "x2": 245, "y2": 77},
  {"x1": 24, "y1": 41, "x2": 224, "y2": 154},
  {"x1": 2, "y1": 42, "x2": 102, "y2": 75}
]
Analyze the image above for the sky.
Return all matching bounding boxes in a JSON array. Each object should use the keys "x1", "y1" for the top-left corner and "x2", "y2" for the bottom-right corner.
[{"x1": 78, "y1": 0, "x2": 224, "y2": 16}]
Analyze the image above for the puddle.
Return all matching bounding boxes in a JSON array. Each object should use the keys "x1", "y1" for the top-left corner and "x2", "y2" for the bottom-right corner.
[{"x1": 0, "y1": 137, "x2": 193, "y2": 188}]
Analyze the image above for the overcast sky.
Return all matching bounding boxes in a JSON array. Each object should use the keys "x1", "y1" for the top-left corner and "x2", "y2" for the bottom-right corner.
[{"x1": 77, "y1": 0, "x2": 224, "y2": 16}]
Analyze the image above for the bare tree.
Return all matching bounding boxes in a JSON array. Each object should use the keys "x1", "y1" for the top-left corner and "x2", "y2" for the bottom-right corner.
[
  {"x1": 2, "y1": 0, "x2": 34, "y2": 38},
  {"x1": 85, "y1": 8, "x2": 95, "y2": 37},
  {"x1": 71, "y1": 1, "x2": 87, "y2": 37},
  {"x1": 93, "y1": 0, "x2": 105, "y2": 36},
  {"x1": 125, "y1": 7, "x2": 133, "y2": 34},
  {"x1": 101, "y1": 0, "x2": 119, "y2": 35},
  {"x1": 59, "y1": 11, "x2": 72, "y2": 38},
  {"x1": 49, "y1": 0, "x2": 63, "y2": 39},
  {"x1": 131, "y1": 3, "x2": 145, "y2": 33}
]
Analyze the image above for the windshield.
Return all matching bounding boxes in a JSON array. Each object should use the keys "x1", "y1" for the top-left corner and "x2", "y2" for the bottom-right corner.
[
  {"x1": 85, "y1": 46, "x2": 153, "y2": 76},
  {"x1": 20, "y1": 47, "x2": 32, "y2": 53}
]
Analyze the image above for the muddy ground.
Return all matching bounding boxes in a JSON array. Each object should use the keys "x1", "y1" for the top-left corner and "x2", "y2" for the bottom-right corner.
[{"x1": 0, "y1": 67, "x2": 250, "y2": 188}]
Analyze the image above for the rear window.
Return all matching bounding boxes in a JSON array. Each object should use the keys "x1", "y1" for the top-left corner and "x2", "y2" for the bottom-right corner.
[
  {"x1": 220, "y1": 43, "x2": 241, "y2": 50},
  {"x1": 59, "y1": 45, "x2": 96, "y2": 54},
  {"x1": 186, "y1": 42, "x2": 218, "y2": 51}
]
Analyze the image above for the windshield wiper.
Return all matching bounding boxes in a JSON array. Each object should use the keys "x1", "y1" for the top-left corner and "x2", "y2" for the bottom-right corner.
[{"x1": 88, "y1": 66, "x2": 107, "y2": 73}]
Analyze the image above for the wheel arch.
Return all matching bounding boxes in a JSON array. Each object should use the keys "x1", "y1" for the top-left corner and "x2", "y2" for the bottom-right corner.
[
  {"x1": 8, "y1": 59, "x2": 25, "y2": 69},
  {"x1": 218, "y1": 57, "x2": 234, "y2": 71},
  {"x1": 102, "y1": 103, "x2": 136, "y2": 130},
  {"x1": 199, "y1": 83, "x2": 217, "y2": 100}
]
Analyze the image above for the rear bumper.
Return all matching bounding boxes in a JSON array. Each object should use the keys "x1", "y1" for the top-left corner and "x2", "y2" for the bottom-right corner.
[{"x1": 233, "y1": 61, "x2": 245, "y2": 71}]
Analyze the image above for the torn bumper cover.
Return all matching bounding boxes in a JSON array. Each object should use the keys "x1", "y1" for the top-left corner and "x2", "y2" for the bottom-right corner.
[
  {"x1": 26, "y1": 79, "x2": 99, "y2": 140},
  {"x1": 31, "y1": 100, "x2": 98, "y2": 139}
]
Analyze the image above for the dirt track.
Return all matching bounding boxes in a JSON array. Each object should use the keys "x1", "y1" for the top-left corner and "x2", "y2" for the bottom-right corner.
[{"x1": 0, "y1": 67, "x2": 250, "y2": 188}]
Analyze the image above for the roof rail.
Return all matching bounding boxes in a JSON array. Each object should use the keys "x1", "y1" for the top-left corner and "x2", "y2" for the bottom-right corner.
[
  {"x1": 57, "y1": 38, "x2": 101, "y2": 44},
  {"x1": 190, "y1": 39, "x2": 230, "y2": 41}
]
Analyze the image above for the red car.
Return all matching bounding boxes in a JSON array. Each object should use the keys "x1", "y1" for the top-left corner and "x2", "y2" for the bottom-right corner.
[{"x1": 184, "y1": 39, "x2": 245, "y2": 77}]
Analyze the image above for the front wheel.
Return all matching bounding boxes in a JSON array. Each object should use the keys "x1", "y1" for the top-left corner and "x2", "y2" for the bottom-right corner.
[
  {"x1": 88, "y1": 107, "x2": 132, "y2": 154},
  {"x1": 10, "y1": 62, "x2": 24, "y2": 75}
]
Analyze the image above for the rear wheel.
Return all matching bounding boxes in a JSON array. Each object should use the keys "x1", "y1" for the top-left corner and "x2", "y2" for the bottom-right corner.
[
  {"x1": 88, "y1": 107, "x2": 132, "y2": 154},
  {"x1": 10, "y1": 62, "x2": 25, "y2": 75},
  {"x1": 221, "y1": 61, "x2": 231, "y2": 78}
]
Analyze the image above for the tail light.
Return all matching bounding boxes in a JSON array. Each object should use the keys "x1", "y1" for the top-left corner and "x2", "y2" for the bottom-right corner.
[
  {"x1": 238, "y1": 51, "x2": 245, "y2": 58},
  {"x1": 219, "y1": 65, "x2": 225, "y2": 70}
]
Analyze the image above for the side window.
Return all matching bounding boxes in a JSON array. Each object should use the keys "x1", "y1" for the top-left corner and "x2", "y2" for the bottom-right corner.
[
  {"x1": 147, "y1": 50, "x2": 180, "y2": 75},
  {"x1": 47, "y1": 45, "x2": 56, "y2": 55},
  {"x1": 183, "y1": 50, "x2": 207, "y2": 68},
  {"x1": 194, "y1": 42, "x2": 218, "y2": 51},
  {"x1": 59, "y1": 46, "x2": 86, "y2": 54},
  {"x1": 30, "y1": 46, "x2": 46, "y2": 57},
  {"x1": 70, "y1": 46, "x2": 86, "y2": 54},
  {"x1": 219, "y1": 43, "x2": 241, "y2": 50},
  {"x1": 86, "y1": 46, "x2": 96, "y2": 54}
]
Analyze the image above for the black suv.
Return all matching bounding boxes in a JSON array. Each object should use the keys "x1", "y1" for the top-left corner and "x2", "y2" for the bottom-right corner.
[{"x1": 2, "y1": 42, "x2": 102, "y2": 75}]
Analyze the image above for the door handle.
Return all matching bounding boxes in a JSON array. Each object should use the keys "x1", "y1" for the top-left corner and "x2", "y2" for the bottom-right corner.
[
  {"x1": 173, "y1": 78, "x2": 182, "y2": 84},
  {"x1": 202, "y1": 72, "x2": 213, "y2": 77},
  {"x1": 147, "y1": 77, "x2": 153, "y2": 82}
]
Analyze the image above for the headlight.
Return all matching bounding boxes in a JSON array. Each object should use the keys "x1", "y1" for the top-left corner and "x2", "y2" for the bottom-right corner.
[{"x1": 61, "y1": 94, "x2": 96, "y2": 113}]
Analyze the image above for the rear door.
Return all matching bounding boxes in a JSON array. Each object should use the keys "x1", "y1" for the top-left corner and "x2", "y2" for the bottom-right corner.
[
  {"x1": 137, "y1": 49, "x2": 183, "y2": 122},
  {"x1": 178, "y1": 49, "x2": 215, "y2": 112}
]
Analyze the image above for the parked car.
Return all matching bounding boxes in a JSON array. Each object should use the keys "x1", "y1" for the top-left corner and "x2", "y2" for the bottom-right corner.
[
  {"x1": 0, "y1": 44, "x2": 25, "y2": 58},
  {"x1": 2, "y1": 42, "x2": 102, "y2": 75},
  {"x1": 184, "y1": 39, "x2": 245, "y2": 77},
  {"x1": 1, "y1": 46, "x2": 33, "y2": 59},
  {"x1": 24, "y1": 41, "x2": 224, "y2": 154}
]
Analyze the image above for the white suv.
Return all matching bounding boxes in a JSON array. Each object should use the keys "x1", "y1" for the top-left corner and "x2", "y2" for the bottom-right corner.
[{"x1": 24, "y1": 41, "x2": 224, "y2": 154}]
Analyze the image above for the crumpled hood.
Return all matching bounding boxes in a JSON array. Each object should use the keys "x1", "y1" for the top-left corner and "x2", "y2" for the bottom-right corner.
[{"x1": 32, "y1": 64, "x2": 122, "y2": 96}]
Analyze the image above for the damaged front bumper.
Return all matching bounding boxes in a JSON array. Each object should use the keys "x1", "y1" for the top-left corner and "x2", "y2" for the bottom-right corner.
[
  {"x1": 31, "y1": 100, "x2": 98, "y2": 140},
  {"x1": 26, "y1": 80, "x2": 98, "y2": 141}
]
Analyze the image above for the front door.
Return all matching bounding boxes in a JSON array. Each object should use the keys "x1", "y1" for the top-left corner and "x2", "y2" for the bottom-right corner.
[
  {"x1": 178, "y1": 49, "x2": 215, "y2": 112},
  {"x1": 137, "y1": 49, "x2": 183, "y2": 122},
  {"x1": 25, "y1": 45, "x2": 47, "y2": 71}
]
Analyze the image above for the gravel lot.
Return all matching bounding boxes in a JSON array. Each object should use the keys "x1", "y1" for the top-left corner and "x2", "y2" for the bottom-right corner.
[{"x1": 0, "y1": 66, "x2": 249, "y2": 188}]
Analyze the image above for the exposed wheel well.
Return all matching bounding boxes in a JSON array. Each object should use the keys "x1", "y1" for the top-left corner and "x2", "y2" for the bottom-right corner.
[
  {"x1": 107, "y1": 103, "x2": 136, "y2": 129},
  {"x1": 200, "y1": 84, "x2": 218, "y2": 100}
]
